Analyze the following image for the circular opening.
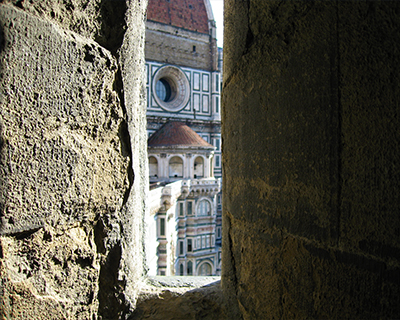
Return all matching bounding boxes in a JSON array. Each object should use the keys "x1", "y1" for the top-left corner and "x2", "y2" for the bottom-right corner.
[
  {"x1": 152, "y1": 66, "x2": 190, "y2": 112},
  {"x1": 156, "y1": 78, "x2": 172, "y2": 102}
]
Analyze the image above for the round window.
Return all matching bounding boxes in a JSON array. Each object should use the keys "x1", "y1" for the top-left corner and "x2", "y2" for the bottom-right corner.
[
  {"x1": 156, "y1": 79, "x2": 172, "y2": 102},
  {"x1": 152, "y1": 66, "x2": 190, "y2": 112}
]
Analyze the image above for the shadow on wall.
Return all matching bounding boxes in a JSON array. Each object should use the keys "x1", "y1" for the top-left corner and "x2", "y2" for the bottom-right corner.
[{"x1": 98, "y1": 0, "x2": 128, "y2": 53}]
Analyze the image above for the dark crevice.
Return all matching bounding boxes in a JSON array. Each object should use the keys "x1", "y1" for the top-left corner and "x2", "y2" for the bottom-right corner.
[
  {"x1": 244, "y1": 1, "x2": 254, "y2": 53},
  {"x1": 113, "y1": 67, "x2": 126, "y2": 118},
  {"x1": 244, "y1": 27, "x2": 254, "y2": 52},
  {"x1": 95, "y1": 0, "x2": 128, "y2": 55},
  {"x1": 75, "y1": 256, "x2": 92, "y2": 268},
  {"x1": 52, "y1": 256, "x2": 62, "y2": 266},
  {"x1": 114, "y1": 65, "x2": 134, "y2": 207},
  {"x1": 83, "y1": 44, "x2": 96, "y2": 62},
  {"x1": 94, "y1": 218, "x2": 107, "y2": 255},
  {"x1": 14, "y1": 0, "x2": 24, "y2": 9},
  {"x1": 96, "y1": 36, "x2": 133, "y2": 317},
  {"x1": 98, "y1": 243, "x2": 128, "y2": 319},
  {"x1": 228, "y1": 229, "x2": 238, "y2": 294},
  {"x1": 2, "y1": 226, "x2": 43, "y2": 239},
  {"x1": 122, "y1": 161, "x2": 134, "y2": 206},
  {"x1": 118, "y1": 120, "x2": 131, "y2": 158},
  {"x1": 224, "y1": 213, "x2": 243, "y2": 320}
]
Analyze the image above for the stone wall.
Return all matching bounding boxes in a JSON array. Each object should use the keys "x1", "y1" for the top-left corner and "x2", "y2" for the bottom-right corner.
[
  {"x1": 0, "y1": 1, "x2": 148, "y2": 318},
  {"x1": 1, "y1": 0, "x2": 400, "y2": 319},
  {"x1": 222, "y1": 1, "x2": 400, "y2": 319}
]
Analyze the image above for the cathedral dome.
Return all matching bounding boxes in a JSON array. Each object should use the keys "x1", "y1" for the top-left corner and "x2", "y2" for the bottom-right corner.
[
  {"x1": 147, "y1": 0, "x2": 211, "y2": 34},
  {"x1": 148, "y1": 121, "x2": 214, "y2": 149}
]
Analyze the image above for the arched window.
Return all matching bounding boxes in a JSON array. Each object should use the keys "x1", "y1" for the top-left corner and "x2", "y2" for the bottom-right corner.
[
  {"x1": 187, "y1": 261, "x2": 193, "y2": 275},
  {"x1": 197, "y1": 199, "x2": 211, "y2": 216},
  {"x1": 198, "y1": 262, "x2": 212, "y2": 276},
  {"x1": 179, "y1": 263, "x2": 184, "y2": 276},
  {"x1": 193, "y1": 156, "x2": 204, "y2": 178},
  {"x1": 149, "y1": 156, "x2": 158, "y2": 178},
  {"x1": 169, "y1": 156, "x2": 183, "y2": 178}
]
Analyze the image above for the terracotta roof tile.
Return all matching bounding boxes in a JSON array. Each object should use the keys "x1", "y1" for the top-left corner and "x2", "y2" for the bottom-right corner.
[
  {"x1": 148, "y1": 121, "x2": 214, "y2": 149},
  {"x1": 147, "y1": 0, "x2": 209, "y2": 34}
]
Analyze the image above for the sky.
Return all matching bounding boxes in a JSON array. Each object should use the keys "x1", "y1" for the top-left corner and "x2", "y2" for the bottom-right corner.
[{"x1": 209, "y1": 0, "x2": 224, "y2": 47}]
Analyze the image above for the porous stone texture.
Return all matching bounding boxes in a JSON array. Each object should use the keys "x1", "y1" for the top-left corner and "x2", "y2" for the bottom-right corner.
[
  {"x1": 117, "y1": 0, "x2": 149, "y2": 314},
  {"x1": 0, "y1": 3, "x2": 127, "y2": 237},
  {"x1": 222, "y1": 1, "x2": 400, "y2": 319},
  {"x1": 2, "y1": 0, "x2": 400, "y2": 318},
  {"x1": 130, "y1": 278, "x2": 226, "y2": 320},
  {"x1": 0, "y1": 0, "x2": 127, "y2": 52},
  {"x1": 0, "y1": 1, "x2": 148, "y2": 318}
]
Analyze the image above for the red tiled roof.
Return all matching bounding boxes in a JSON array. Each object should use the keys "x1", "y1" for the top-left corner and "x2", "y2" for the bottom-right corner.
[
  {"x1": 148, "y1": 121, "x2": 214, "y2": 149},
  {"x1": 147, "y1": 0, "x2": 209, "y2": 34}
]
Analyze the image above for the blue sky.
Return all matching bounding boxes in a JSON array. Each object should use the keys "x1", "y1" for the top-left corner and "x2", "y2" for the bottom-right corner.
[{"x1": 210, "y1": 0, "x2": 224, "y2": 47}]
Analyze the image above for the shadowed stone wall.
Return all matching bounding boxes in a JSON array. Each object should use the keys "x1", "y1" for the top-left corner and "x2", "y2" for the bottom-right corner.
[
  {"x1": 1, "y1": 0, "x2": 400, "y2": 319},
  {"x1": 222, "y1": 1, "x2": 400, "y2": 319},
  {"x1": 0, "y1": 1, "x2": 148, "y2": 319}
]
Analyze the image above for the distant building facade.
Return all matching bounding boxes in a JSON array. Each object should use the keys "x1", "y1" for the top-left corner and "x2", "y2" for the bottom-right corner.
[{"x1": 145, "y1": 0, "x2": 222, "y2": 276}]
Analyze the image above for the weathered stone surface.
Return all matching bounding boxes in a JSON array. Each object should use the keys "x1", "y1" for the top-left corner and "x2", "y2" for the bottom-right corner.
[
  {"x1": 338, "y1": 1, "x2": 400, "y2": 258},
  {"x1": 0, "y1": 4, "x2": 128, "y2": 236},
  {"x1": 130, "y1": 279, "x2": 226, "y2": 320},
  {"x1": 116, "y1": 0, "x2": 149, "y2": 314},
  {"x1": 1, "y1": 0, "x2": 127, "y2": 52},
  {"x1": 2, "y1": 0, "x2": 400, "y2": 318},
  {"x1": 222, "y1": 1, "x2": 400, "y2": 319},
  {"x1": 1, "y1": 225, "x2": 99, "y2": 319},
  {"x1": 0, "y1": 1, "x2": 148, "y2": 318}
]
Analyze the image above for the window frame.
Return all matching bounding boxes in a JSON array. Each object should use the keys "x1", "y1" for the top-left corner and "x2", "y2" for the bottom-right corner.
[
  {"x1": 178, "y1": 201, "x2": 185, "y2": 217},
  {"x1": 158, "y1": 217, "x2": 166, "y2": 237},
  {"x1": 196, "y1": 198, "x2": 212, "y2": 217},
  {"x1": 187, "y1": 238, "x2": 193, "y2": 253},
  {"x1": 187, "y1": 200, "x2": 194, "y2": 216},
  {"x1": 179, "y1": 240, "x2": 184, "y2": 256}
]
